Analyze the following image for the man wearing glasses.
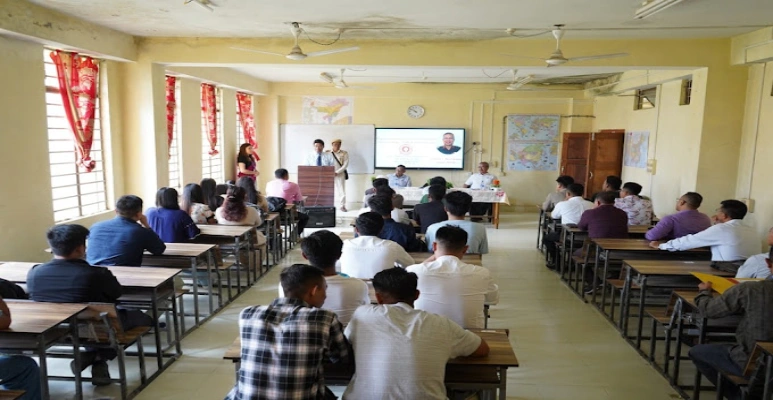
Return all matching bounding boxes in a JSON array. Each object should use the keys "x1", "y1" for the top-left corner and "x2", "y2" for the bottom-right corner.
[{"x1": 644, "y1": 192, "x2": 712, "y2": 241}]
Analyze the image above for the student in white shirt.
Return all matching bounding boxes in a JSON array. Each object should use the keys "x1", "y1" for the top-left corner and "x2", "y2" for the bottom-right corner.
[
  {"x1": 343, "y1": 268, "x2": 489, "y2": 400},
  {"x1": 736, "y1": 227, "x2": 773, "y2": 279},
  {"x1": 543, "y1": 183, "x2": 593, "y2": 268},
  {"x1": 650, "y1": 200, "x2": 759, "y2": 263},
  {"x1": 407, "y1": 225, "x2": 499, "y2": 329},
  {"x1": 425, "y1": 191, "x2": 489, "y2": 254},
  {"x1": 277, "y1": 230, "x2": 368, "y2": 325},
  {"x1": 391, "y1": 194, "x2": 413, "y2": 225},
  {"x1": 340, "y1": 212, "x2": 415, "y2": 279}
]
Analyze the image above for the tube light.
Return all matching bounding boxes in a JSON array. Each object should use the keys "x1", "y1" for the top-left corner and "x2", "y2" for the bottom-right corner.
[{"x1": 634, "y1": 0, "x2": 685, "y2": 19}]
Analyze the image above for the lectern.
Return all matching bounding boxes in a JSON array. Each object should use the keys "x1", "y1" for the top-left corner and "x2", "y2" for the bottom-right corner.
[{"x1": 298, "y1": 166, "x2": 336, "y2": 227}]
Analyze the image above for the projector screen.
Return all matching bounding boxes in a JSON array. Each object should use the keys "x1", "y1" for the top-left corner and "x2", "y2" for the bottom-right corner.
[{"x1": 375, "y1": 128, "x2": 466, "y2": 170}]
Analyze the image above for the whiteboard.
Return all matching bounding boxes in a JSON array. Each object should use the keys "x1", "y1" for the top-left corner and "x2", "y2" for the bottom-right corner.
[{"x1": 280, "y1": 124, "x2": 375, "y2": 174}]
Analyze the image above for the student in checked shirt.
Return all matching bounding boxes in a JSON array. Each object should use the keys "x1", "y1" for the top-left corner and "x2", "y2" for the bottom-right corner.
[{"x1": 225, "y1": 264, "x2": 350, "y2": 400}]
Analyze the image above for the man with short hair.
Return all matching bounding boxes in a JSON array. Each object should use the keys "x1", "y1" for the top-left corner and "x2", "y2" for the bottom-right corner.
[
  {"x1": 412, "y1": 184, "x2": 448, "y2": 234},
  {"x1": 87, "y1": 195, "x2": 166, "y2": 266},
  {"x1": 543, "y1": 183, "x2": 594, "y2": 266},
  {"x1": 328, "y1": 138, "x2": 349, "y2": 212},
  {"x1": 590, "y1": 175, "x2": 623, "y2": 201},
  {"x1": 407, "y1": 226, "x2": 499, "y2": 329},
  {"x1": 578, "y1": 191, "x2": 629, "y2": 240},
  {"x1": 651, "y1": 200, "x2": 759, "y2": 266},
  {"x1": 266, "y1": 168, "x2": 309, "y2": 234},
  {"x1": 464, "y1": 162, "x2": 498, "y2": 221},
  {"x1": 736, "y1": 227, "x2": 773, "y2": 279},
  {"x1": 362, "y1": 177, "x2": 389, "y2": 206},
  {"x1": 425, "y1": 191, "x2": 489, "y2": 254},
  {"x1": 542, "y1": 175, "x2": 575, "y2": 211},
  {"x1": 688, "y1": 247, "x2": 773, "y2": 400},
  {"x1": 227, "y1": 264, "x2": 350, "y2": 400},
  {"x1": 341, "y1": 212, "x2": 416, "y2": 279},
  {"x1": 437, "y1": 132, "x2": 461, "y2": 154},
  {"x1": 306, "y1": 138, "x2": 335, "y2": 166},
  {"x1": 0, "y1": 297, "x2": 42, "y2": 400},
  {"x1": 645, "y1": 192, "x2": 712, "y2": 241},
  {"x1": 368, "y1": 194, "x2": 423, "y2": 252},
  {"x1": 388, "y1": 165, "x2": 412, "y2": 188},
  {"x1": 615, "y1": 182, "x2": 654, "y2": 225}
]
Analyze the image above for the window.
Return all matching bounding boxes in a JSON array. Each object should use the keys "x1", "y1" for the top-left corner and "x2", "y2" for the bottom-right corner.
[
  {"x1": 634, "y1": 87, "x2": 657, "y2": 110},
  {"x1": 44, "y1": 50, "x2": 108, "y2": 222},
  {"x1": 168, "y1": 79, "x2": 182, "y2": 188},
  {"x1": 201, "y1": 87, "x2": 224, "y2": 182},
  {"x1": 680, "y1": 79, "x2": 692, "y2": 105},
  {"x1": 236, "y1": 106, "x2": 243, "y2": 151}
]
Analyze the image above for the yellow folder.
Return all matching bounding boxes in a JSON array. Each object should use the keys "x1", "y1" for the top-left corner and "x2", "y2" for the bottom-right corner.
[{"x1": 691, "y1": 272, "x2": 762, "y2": 294}]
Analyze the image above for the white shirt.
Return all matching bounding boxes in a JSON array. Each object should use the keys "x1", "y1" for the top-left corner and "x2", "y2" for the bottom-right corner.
[
  {"x1": 735, "y1": 253, "x2": 771, "y2": 279},
  {"x1": 276, "y1": 274, "x2": 369, "y2": 325},
  {"x1": 340, "y1": 236, "x2": 415, "y2": 279},
  {"x1": 464, "y1": 172, "x2": 497, "y2": 190},
  {"x1": 388, "y1": 173, "x2": 412, "y2": 188},
  {"x1": 305, "y1": 151, "x2": 335, "y2": 167},
  {"x1": 391, "y1": 208, "x2": 412, "y2": 225},
  {"x1": 215, "y1": 206, "x2": 262, "y2": 226},
  {"x1": 406, "y1": 255, "x2": 499, "y2": 329},
  {"x1": 658, "y1": 219, "x2": 759, "y2": 261},
  {"x1": 343, "y1": 303, "x2": 482, "y2": 400},
  {"x1": 424, "y1": 220, "x2": 488, "y2": 254},
  {"x1": 551, "y1": 196, "x2": 594, "y2": 225}
]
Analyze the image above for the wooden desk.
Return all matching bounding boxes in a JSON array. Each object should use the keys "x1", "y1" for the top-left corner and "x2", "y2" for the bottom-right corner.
[
  {"x1": 0, "y1": 391, "x2": 25, "y2": 400},
  {"x1": 408, "y1": 253, "x2": 483, "y2": 266},
  {"x1": 0, "y1": 301, "x2": 87, "y2": 400},
  {"x1": 197, "y1": 224, "x2": 255, "y2": 298},
  {"x1": 752, "y1": 342, "x2": 773, "y2": 400}
]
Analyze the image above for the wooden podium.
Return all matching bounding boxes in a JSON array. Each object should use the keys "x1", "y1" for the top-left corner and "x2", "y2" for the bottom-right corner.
[{"x1": 298, "y1": 166, "x2": 335, "y2": 207}]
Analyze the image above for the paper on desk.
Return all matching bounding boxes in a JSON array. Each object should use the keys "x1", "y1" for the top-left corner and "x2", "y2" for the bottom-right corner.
[{"x1": 691, "y1": 272, "x2": 762, "y2": 294}]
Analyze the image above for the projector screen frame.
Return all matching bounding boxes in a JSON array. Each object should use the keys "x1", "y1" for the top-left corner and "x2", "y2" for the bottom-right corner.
[{"x1": 374, "y1": 127, "x2": 467, "y2": 171}]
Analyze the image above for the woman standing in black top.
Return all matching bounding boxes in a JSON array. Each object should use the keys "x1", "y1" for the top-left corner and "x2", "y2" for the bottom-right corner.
[{"x1": 236, "y1": 143, "x2": 259, "y2": 181}]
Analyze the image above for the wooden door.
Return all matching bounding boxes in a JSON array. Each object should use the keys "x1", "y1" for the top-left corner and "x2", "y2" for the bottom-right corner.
[
  {"x1": 559, "y1": 132, "x2": 591, "y2": 189},
  {"x1": 587, "y1": 129, "x2": 625, "y2": 195}
]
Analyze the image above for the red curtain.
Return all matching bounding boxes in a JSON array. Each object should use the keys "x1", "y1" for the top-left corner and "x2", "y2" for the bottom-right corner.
[
  {"x1": 49, "y1": 51, "x2": 99, "y2": 172},
  {"x1": 236, "y1": 92, "x2": 259, "y2": 160},
  {"x1": 165, "y1": 76, "x2": 176, "y2": 159},
  {"x1": 201, "y1": 83, "x2": 219, "y2": 156}
]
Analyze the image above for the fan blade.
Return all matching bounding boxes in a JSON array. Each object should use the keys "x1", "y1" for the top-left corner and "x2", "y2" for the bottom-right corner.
[
  {"x1": 305, "y1": 46, "x2": 360, "y2": 58},
  {"x1": 344, "y1": 86, "x2": 376, "y2": 90},
  {"x1": 500, "y1": 54, "x2": 546, "y2": 61},
  {"x1": 230, "y1": 47, "x2": 286, "y2": 57},
  {"x1": 567, "y1": 53, "x2": 628, "y2": 62}
]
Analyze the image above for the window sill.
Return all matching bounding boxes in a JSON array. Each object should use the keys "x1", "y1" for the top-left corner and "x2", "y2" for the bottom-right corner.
[{"x1": 55, "y1": 210, "x2": 114, "y2": 226}]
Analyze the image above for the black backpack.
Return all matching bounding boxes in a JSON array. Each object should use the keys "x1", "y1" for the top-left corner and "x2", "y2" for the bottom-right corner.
[
  {"x1": 0, "y1": 278, "x2": 27, "y2": 299},
  {"x1": 267, "y1": 196, "x2": 288, "y2": 212}
]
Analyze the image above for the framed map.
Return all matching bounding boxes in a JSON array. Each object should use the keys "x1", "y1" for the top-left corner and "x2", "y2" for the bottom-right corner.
[
  {"x1": 302, "y1": 96, "x2": 354, "y2": 125},
  {"x1": 505, "y1": 114, "x2": 561, "y2": 171},
  {"x1": 507, "y1": 142, "x2": 559, "y2": 171},
  {"x1": 623, "y1": 131, "x2": 649, "y2": 168}
]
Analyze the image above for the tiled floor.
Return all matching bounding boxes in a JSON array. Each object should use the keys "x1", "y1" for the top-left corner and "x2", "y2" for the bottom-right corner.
[{"x1": 48, "y1": 213, "x2": 684, "y2": 399}]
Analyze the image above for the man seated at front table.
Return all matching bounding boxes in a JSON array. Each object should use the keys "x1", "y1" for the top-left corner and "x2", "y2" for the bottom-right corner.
[
  {"x1": 27, "y1": 224, "x2": 154, "y2": 386},
  {"x1": 341, "y1": 212, "x2": 415, "y2": 279},
  {"x1": 578, "y1": 191, "x2": 629, "y2": 294},
  {"x1": 464, "y1": 161, "x2": 497, "y2": 221},
  {"x1": 412, "y1": 184, "x2": 448, "y2": 234},
  {"x1": 305, "y1": 138, "x2": 335, "y2": 166},
  {"x1": 645, "y1": 192, "x2": 712, "y2": 242},
  {"x1": 614, "y1": 182, "x2": 654, "y2": 226},
  {"x1": 343, "y1": 267, "x2": 489, "y2": 400},
  {"x1": 368, "y1": 194, "x2": 424, "y2": 252},
  {"x1": 542, "y1": 183, "x2": 594, "y2": 268},
  {"x1": 688, "y1": 247, "x2": 773, "y2": 400},
  {"x1": 0, "y1": 297, "x2": 42, "y2": 400},
  {"x1": 265, "y1": 168, "x2": 310, "y2": 235},
  {"x1": 737, "y1": 227, "x2": 773, "y2": 279},
  {"x1": 86, "y1": 195, "x2": 166, "y2": 266},
  {"x1": 226, "y1": 264, "x2": 350, "y2": 400},
  {"x1": 387, "y1": 164, "x2": 412, "y2": 188},
  {"x1": 425, "y1": 191, "x2": 489, "y2": 254},
  {"x1": 542, "y1": 175, "x2": 575, "y2": 211},
  {"x1": 407, "y1": 225, "x2": 499, "y2": 329},
  {"x1": 650, "y1": 200, "x2": 759, "y2": 269}
]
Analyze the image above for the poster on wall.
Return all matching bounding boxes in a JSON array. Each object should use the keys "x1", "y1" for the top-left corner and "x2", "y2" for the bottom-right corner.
[
  {"x1": 623, "y1": 131, "x2": 649, "y2": 168},
  {"x1": 504, "y1": 114, "x2": 560, "y2": 171},
  {"x1": 301, "y1": 96, "x2": 354, "y2": 125}
]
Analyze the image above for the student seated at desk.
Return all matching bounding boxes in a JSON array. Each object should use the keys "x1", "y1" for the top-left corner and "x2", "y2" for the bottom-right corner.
[
  {"x1": 650, "y1": 200, "x2": 758, "y2": 267},
  {"x1": 688, "y1": 247, "x2": 773, "y2": 400},
  {"x1": 340, "y1": 212, "x2": 414, "y2": 279},
  {"x1": 215, "y1": 186, "x2": 267, "y2": 249},
  {"x1": 87, "y1": 195, "x2": 166, "y2": 266},
  {"x1": 578, "y1": 191, "x2": 629, "y2": 294},
  {"x1": 277, "y1": 230, "x2": 369, "y2": 325},
  {"x1": 359, "y1": 182, "x2": 394, "y2": 215},
  {"x1": 265, "y1": 168, "x2": 309, "y2": 235},
  {"x1": 425, "y1": 191, "x2": 489, "y2": 254},
  {"x1": 543, "y1": 183, "x2": 593, "y2": 268},
  {"x1": 419, "y1": 176, "x2": 448, "y2": 204},
  {"x1": 237, "y1": 176, "x2": 269, "y2": 214},
  {"x1": 737, "y1": 227, "x2": 773, "y2": 279},
  {"x1": 614, "y1": 182, "x2": 654, "y2": 226},
  {"x1": 27, "y1": 225, "x2": 153, "y2": 386},
  {"x1": 645, "y1": 192, "x2": 711, "y2": 241},
  {"x1": 391, "y1": 194, "x2": 413, "y2": 225},
  {"x1": 226, "y1": 264, "x2": 350, "y2": 400},
  {"x1": 0, "y1": 297, "x2": 42, "y2": 400},
  {"x1": 542, "y1": 175, "x2": 574, "y2": 211},
  {"x1": 412, "y1": 184, "x2": 448, "y2": 234},
  {"x1": 369, "y1": 194, "x2": 424, "y2": 252},
  {"x1": 343, "y1": 267, "x2": 489, "y2": 400},
  {"x1": 146, "y1": 187, "x2": 200, "y2": 243},
  {"x1": 201, "y1": 178, "x2": 224, "y2": 212},
  {"x1": 407, "y1": 225, "x2": 499, "y2": 329},
  {"x1": 181, "y1": 183, "x2": 215, "y2": 224},
  {"x1": 362, "y1": 177, "x2": 388, "y2": 207},
  {"x1": 589, "y1": 175, "x2": 622, "y2": 202}
]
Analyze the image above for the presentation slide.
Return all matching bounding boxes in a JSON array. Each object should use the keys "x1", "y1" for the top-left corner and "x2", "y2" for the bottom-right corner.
[{"x1": 375, "y1": 128, "x2": 466, "y2": 170}]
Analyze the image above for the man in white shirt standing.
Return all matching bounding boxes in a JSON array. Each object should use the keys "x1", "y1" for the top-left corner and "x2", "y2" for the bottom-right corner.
[
  {"x1": 328, "y1": 138, "x2": 349, "y2": 212},
  {"x1": 650, "y1": 200, "x2": 759, "y2": 268},
  {"x1": 425, "y1": 191, "x2": 488, "y2": 254},
  {"x1": 340, "y1": 212, "x2": 415, "y2": 279},
  {"x1": 343, "y1": 267, "x2": 489, "y2": 400},
  {"x1": 464, "y1": 161, "x2": 497, "y2": 221},
  {"x1": 543, "y1": 183, "x2": 594, "y2": 268},
  {"x1": 306, "y1": 138, "x2": 335, "y2": 167},
  {"x1": 387, "y1": 165, "x2": 412, "y2": 188},
  {"x1": 736, "y1": 227, "x2": 773, "y2": 279},
  {"x1": 407, "y1": 225, "x2": 499, "y2": 329}
]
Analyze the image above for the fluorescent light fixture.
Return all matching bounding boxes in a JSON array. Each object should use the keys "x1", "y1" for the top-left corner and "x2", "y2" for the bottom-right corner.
[
  {"x1": 319, "y1": 73, "x2": 334, "y2": 83},
  {"x1": 634, "y1": 0, "x2": 685, "y2": 19}
]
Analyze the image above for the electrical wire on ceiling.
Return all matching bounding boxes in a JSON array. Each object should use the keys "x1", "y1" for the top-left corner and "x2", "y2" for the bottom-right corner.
[
  {"x1": 481, "y1": 69, "x2": 511, "y2": 79},
  {"x1": 506, "y1": 29, "x2": 552, "y2": 38},
  {"x1": 302, "y1": 28, "x2": 343, "y2": 46}
]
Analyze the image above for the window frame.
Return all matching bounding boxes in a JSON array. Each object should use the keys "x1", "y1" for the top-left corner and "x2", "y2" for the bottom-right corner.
[
  {"x1": 634, "y1": 86, "x2": 657, "y2": 110},
  {"x1": 201, "y1": 86, "x2": 224, "y2": 182},
  {"x1": 680, "y1": 79, "x2": 693, "y2": 106},
  {"x1": 168, "y1": 78, "x2": 182, "y2": 189}
]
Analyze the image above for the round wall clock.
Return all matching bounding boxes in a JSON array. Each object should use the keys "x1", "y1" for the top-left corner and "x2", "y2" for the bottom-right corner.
[{"x1": 407, "y1": 105, "x2": 425, "y2": 119}]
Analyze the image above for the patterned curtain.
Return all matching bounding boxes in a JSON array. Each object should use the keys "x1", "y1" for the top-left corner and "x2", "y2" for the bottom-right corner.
[
  {"x1": 49, "y1": 51, "x2": 99, "y2": 172},
  {"x1": 201, "y1": 83, "x2": 219, "y2": 156},
  {"x1": 236, "y1": 92, "x2": 259, "y2": 160},
  {"x1": 165, "y1": 76, "x2": 177, "y2": 159}
]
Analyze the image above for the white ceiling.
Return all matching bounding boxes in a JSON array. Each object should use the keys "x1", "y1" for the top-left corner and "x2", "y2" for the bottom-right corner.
[{"x1": 25, "y1": 0, "x2": 773, "y2": 39}]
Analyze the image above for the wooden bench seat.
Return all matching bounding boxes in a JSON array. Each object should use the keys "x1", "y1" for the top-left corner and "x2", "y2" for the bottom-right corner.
[{"x1": 0, "y1": 390, "x2": 26, "y2": 400}]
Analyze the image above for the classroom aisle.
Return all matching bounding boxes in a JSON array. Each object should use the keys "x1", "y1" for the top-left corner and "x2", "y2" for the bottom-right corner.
[{"x1": 117, "y1": 213, "x2": 681, "y2": 400}]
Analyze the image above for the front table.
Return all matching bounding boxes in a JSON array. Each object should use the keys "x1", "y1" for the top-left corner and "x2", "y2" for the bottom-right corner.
[{"x1": 395, "y1": 187, "x2": 510, "y2": 229}]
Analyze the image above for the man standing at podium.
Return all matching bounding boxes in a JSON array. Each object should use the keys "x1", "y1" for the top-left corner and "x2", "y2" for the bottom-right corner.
[{"x1": 306, "y1": 139, "x2": 335, "y2": 167}]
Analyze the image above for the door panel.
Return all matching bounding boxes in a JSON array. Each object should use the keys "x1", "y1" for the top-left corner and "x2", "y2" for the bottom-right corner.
[
  {"x1": 560, "y1": 133, "x2": 591, "y2": 195},
  {"x1": 587, "y1": 129, "x2": 625, "y2": 195}
]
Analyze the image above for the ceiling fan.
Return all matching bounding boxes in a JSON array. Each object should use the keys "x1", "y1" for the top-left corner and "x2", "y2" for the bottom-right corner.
[
  {"x1": 232, "y1": 22, "x2": 360, "y2": 61},
  {"x1": 320, "y1": 69, "x2": 375, "y2": 89},
  {"x1": 184, "y1": 0, "x2": 217, "y2": 12},
  {"x1": 506, "y1": 70, "x2": 534, "y2": 90},
  {"x1": 502, "y1": 25, "x2": 628, "y2": 67}
]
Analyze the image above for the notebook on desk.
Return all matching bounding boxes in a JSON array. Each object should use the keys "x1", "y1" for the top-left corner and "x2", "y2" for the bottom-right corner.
[{"x1": 691, "y1": 272, "x2": 762, "y2": 294}]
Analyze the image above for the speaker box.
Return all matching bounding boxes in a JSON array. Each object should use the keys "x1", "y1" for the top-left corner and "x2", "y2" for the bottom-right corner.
[{"x1": 305, "y1": 206, "x2": 336, "y2": 228}]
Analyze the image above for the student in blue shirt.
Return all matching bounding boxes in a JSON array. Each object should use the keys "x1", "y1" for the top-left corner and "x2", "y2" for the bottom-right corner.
[
  {"x1": 87, "y1": 195, "x2": 166, "y2": 266},
  {"x1": 146, "y1": 187, "x2": 200, "y2": 243},
  {"x1": 368, "y1": 194, "x2": 424, "y2": 252}
]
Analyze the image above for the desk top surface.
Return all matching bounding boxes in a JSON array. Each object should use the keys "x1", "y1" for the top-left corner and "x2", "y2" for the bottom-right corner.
[
  {"x1": 0, "y1": 262, "x2": 180, "y2": 288},
  {"x1": 624, "y1": 260, "x2": 734, "y2": 276},
  {"x1": 593, "y1": 239, "x2": 708, "y2": 252},
  {"x1": 754, "y1": 342, "x2": 773, "y2": 356},
  {"x1": 1, "y1": 300, "x2": 86, "y2": 334},
  {"x1": 196, "y1": 224, "x2": 253, "y2": 237},
  {"x1": 565, "y1": 225, "x2": 651, "y2": 234},
  {"x1": 408, "y1": 253, "x2": 483, "y2": 265},
  {"x1": 673, "y1": 290, "x2": 700, "y2": 307},
  {"x1": 142, "y1": 242, "x2": 214, "y2": 257}
]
